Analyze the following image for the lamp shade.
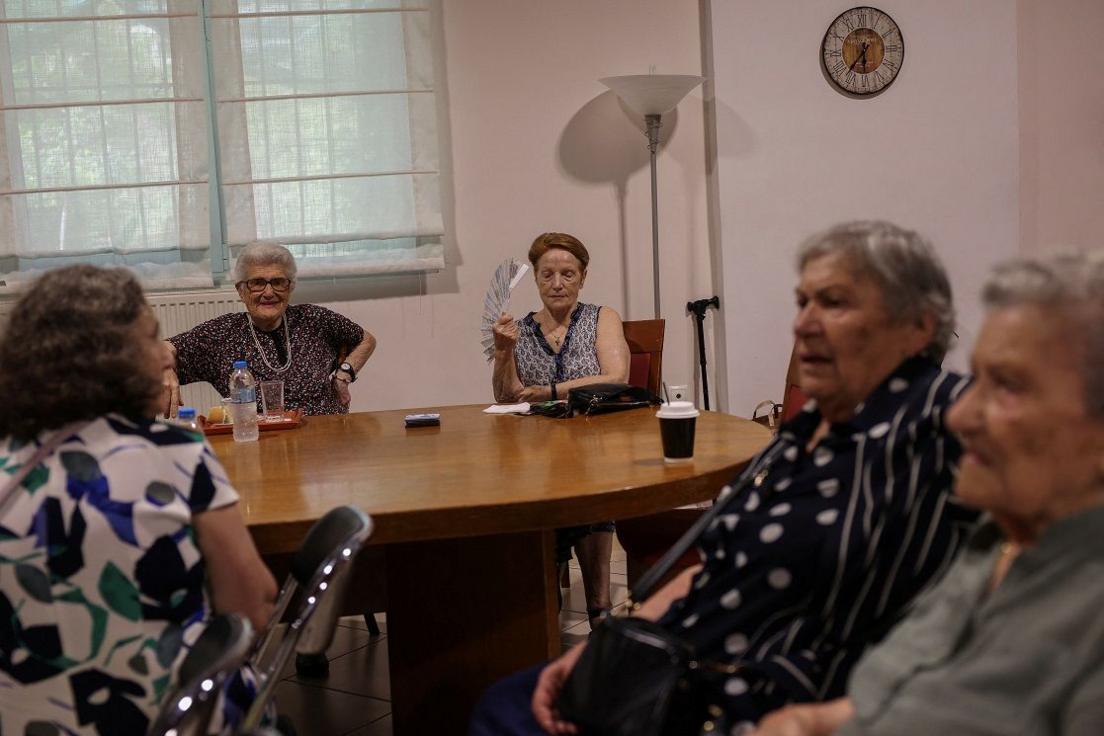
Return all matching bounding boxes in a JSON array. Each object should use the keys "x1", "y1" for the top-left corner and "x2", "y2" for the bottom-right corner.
[{"x1": 598, "y1": 74, "x2": 706, "y2": 116}]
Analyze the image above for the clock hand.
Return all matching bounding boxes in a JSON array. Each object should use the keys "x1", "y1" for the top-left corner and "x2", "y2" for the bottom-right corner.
[{"x1": 850, "y1": 42, "x2": 870, "y2": 72}]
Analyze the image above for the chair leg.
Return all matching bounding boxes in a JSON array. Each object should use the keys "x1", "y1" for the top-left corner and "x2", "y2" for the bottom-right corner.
[
  {"x1": 363, "y1": 612, "x2": 382, "y2": 636},
  {"x1": 294, "y1": 651, "x2": 329, "y2": 679}
]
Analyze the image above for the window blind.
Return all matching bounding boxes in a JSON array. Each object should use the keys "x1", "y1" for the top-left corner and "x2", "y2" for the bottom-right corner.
[
  {"x1": 207, "y1": 0, "x2": 444, "y2": 278},
  {"x1": 0, "y1": 0, "x2": 444, "y2": 291},
  {"x1": 0, "y1": 0, "x2": 214, "y2": 291}
]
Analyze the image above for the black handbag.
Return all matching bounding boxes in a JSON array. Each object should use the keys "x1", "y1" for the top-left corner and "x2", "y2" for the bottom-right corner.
[
  {"x1": 567, "y1": 382, "x2": 661, "y2": 416},
  {"x1": 554, "y1": 467, "x2": 771, "y2": 735},
  {"x1": 555, "y1": 616, "x2": 712, "y2": 736}
]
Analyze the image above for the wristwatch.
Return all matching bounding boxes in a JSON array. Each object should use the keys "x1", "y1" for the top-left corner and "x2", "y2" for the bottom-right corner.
[{"x1": 337, "y1": 361, "x2": 357, "y2": 383}]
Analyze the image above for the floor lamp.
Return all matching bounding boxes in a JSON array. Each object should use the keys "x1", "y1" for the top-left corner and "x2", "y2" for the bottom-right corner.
[{"x1": 599, "y1": 74, "x2": 705, "y2": 318}]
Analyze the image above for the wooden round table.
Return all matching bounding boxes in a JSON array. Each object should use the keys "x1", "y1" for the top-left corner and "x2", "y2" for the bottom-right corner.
[{"x1": 209, "y1": 405, "x2": 769, "y2": 734}]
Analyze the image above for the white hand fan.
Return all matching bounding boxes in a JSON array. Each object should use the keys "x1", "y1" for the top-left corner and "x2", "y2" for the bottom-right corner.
[{"x1": 480, "y1": 258, "x2": 530, "y2": 362}]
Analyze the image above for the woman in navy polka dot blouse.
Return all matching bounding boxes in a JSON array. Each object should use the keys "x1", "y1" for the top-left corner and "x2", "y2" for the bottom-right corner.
[{"x1": 471, "y1": 221, "x2": 981, "y2": 734}]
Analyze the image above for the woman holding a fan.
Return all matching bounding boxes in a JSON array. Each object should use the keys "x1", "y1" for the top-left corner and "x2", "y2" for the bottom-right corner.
[{"x1": 491, "y1": 231, "x2": 631, "y2": 629}]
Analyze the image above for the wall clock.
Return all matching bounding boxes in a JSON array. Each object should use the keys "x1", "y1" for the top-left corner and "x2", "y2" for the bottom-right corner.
[{"x1": 821, "y1": 6, "x2": 904, "y2": 96}]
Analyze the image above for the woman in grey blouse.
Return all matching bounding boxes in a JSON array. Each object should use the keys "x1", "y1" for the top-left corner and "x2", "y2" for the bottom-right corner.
[
  {"x1": 491, "y1": 232, "x2": 630, "y2": 629},
  {"x1": 756, "y1": 251, "x2": 1104, "y2": 736}
]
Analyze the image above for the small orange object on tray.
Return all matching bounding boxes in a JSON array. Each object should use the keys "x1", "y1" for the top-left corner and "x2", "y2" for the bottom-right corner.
[{"x1": 199, "y1": 409, "x2": 304, "y2": 436}]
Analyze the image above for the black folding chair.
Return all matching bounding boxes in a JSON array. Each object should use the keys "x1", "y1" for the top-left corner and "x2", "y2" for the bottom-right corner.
[
  {"x1": 148, "y1": 614, "x2": 253, "y2": 736},
  {"x1": 240, "y1": 505, "x2": 374, "y2": 731}
]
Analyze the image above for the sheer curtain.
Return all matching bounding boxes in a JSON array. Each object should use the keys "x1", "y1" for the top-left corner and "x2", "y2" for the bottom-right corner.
[
  {"x1": 0, "y1": 0, "x2": 214, "y2": 291},
  {"x1": 0, "y1": 0, "x2": 443, "y2": 292},
  {"x1": 207, "y1": 0, "x2": 444, "y2": 278}
]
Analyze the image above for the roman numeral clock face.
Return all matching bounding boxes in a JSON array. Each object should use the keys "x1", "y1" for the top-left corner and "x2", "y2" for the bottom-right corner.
[{"x1": 821, "y1": 6, "x2": 904, "y2": 96}]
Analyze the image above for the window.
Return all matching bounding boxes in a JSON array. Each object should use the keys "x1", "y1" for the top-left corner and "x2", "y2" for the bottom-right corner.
[{"x1": 0, "y1": 0, "x2": 443, "y2": 292}]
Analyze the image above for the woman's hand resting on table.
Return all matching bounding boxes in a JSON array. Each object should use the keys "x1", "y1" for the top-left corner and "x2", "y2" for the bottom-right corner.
[
  {"x1": 518, "y1": 385, "x2": 552, "y2": 403},
  {"x1": 162, "y1": 367, "x2": 180, "y2": 418},
  {"x1": 160, "y1": 340, "x2": 181, "y2": 418},
  {"x1": 531, "y1": 641, "x2": 586, "y2": 734},
  {"x1": 333, "y1": 375, "x2": 352, "y2": 406}
]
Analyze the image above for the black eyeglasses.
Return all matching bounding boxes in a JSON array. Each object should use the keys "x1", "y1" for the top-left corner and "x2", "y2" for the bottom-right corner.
[{"x1": 237, "y1": 277, "x2": 293, "y2": 293}]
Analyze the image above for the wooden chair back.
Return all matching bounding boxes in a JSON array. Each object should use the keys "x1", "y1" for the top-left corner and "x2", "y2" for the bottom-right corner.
[
  {"x1": 622, "y1": 319, "x2": 664, "y2": 396},
  {"x1": 780, "y1": 343, "x2": 807, "y2": 422}
]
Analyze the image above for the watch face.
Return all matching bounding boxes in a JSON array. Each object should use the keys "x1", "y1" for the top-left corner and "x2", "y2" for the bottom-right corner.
[{"x1": 821, "y1": 6, "x2": 903, "y2": 96}]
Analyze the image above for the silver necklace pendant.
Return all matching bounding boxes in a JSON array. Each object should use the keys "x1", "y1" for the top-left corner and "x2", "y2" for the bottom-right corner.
[{"x1": 247, "y1": 313, "x2": 293, "y2": 373}]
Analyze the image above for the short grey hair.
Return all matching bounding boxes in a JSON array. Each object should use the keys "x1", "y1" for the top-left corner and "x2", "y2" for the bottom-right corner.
[
  {"x1": 233, "y1": 241, "x2": 298, "y2": 283},
  {"x1": 982, "y1": 251, "x2": 1104, "y2": 417},
  {"x1": 797, "y1": 220, "x2": 956, "y2": 363}
]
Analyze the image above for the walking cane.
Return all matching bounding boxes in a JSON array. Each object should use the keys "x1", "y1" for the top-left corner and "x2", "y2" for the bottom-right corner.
[{"x1": 687, "y1": 296, "x2": 719, "y2": 410}]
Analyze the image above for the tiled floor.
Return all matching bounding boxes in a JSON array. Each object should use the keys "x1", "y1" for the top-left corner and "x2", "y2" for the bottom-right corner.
[{"x1": 273, "y1": 543, "x2": 631, "y2": 735}]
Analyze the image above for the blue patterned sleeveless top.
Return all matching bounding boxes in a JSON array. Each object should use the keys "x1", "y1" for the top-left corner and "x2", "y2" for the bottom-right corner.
[{"x1": 514, "y1": 302, "x2": 602, "y2": 386}]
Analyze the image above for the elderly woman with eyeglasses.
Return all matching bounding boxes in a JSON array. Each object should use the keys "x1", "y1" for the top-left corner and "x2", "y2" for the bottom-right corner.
[{"x1": 163, "y1": 242, "x2": 377, "y2": 416}]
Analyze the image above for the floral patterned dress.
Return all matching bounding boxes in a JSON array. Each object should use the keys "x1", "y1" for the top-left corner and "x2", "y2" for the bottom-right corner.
[{"x1": 0, "y1": 415, "x2": 240, "y2": 735}]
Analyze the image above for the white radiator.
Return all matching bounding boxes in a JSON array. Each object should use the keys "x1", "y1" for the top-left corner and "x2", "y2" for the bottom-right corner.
[
  {"x1": 147, "y1": 290, "x2": 244, "y2": 415},
  {"x1": 0, "y1": 289, "x2": 244, "y2": 416}
]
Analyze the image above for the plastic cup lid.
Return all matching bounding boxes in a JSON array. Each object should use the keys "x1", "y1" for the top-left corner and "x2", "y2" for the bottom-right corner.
[{"x1": 656, "y1": 400, "x2": 699, "y2": 419}]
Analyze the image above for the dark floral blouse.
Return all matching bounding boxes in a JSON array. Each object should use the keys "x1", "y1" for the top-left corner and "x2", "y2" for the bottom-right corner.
[{"x1": 169, "y1": 304, "x2": 365, "y2": 416}]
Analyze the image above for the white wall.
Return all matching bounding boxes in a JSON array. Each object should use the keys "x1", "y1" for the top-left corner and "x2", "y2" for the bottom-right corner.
[
  {"x1": 1018, "y1": 0, "x2": 1104, "y2": 255},
  {"x1": 708, "y1": 1, "x2": 1021, "y2": 415},
  {"x1": 302, "y1": 0, "x2": 718, "y2": 413}
]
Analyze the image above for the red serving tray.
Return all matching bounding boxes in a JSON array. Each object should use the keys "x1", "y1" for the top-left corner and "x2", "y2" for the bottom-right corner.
[{"x1": 199, "y1": 409, "x2": 303, "y2": 436}]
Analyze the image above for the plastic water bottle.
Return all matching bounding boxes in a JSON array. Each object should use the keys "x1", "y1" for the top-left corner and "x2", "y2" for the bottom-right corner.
[
  {"x1": 228, "y1": 360, "x2": 259, "y2": 442},
  {"x1": 175, "y1": 407, "x2": 200, "y2": 433}
]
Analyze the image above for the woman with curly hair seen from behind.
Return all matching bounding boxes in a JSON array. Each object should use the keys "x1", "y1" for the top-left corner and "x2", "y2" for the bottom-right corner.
[{"x1": 0, "y1": 265, "x2": 276, "y2": 734}]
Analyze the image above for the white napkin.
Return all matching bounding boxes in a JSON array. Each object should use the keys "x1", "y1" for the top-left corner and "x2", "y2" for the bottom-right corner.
[{"x1": 483, "y1": 402, "x2": 531, "y2": 414}]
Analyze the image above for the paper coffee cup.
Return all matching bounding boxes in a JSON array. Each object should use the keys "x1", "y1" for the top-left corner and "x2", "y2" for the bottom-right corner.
[{"x1": 656, "y1": 401, "x2": 700, "y2": 464}]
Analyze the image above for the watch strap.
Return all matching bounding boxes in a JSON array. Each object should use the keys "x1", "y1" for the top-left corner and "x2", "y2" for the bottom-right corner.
[{"x1": 339, "y1": 361, "x2": 357, "y2": 382}]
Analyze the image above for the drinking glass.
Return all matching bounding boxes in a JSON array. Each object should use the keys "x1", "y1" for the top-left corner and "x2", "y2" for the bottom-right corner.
[{"x1": 259, "y1": 380, "x2": 285, "y2": 418}]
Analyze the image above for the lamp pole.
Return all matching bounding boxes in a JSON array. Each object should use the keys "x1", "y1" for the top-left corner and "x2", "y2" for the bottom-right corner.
[
  {"x1": 646, "y1": 113, "x2": 662, "y2": 319},
  {"x1": 598, "y1": 74, "x2": 705, "y2": 319}
]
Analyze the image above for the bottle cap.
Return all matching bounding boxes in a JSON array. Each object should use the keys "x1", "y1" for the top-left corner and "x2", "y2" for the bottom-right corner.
[
  {"x1": 178, "y1": 407, "x2": 197, "y2": 419},
  {"x1": 233, "y1": 360, "x2": 247, "y2": 369}
]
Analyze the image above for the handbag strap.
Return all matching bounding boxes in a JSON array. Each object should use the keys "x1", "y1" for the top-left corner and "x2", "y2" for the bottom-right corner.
[
  {"x1": 628, "y1": 444, "x2": 782, "y2": 606},
  {"x1": 0, "y1": 422, "x2": 85, "y2": 515}
]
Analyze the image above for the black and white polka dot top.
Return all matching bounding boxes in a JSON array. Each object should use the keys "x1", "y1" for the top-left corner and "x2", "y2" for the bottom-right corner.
[{"x1": 659, "y1": 356, "x2": 979, "y2": 729}]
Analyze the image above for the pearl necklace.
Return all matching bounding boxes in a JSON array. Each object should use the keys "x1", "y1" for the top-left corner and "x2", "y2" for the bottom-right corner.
[{"x1": 247, "y1": 313, "x2": 292, "y2": 373}]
